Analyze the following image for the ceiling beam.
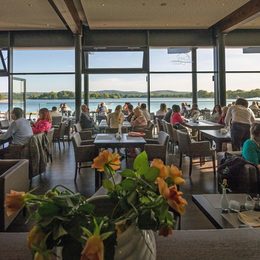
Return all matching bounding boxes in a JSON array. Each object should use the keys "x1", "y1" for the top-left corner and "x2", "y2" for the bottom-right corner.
[
  {"x1": 211, "y1": 0, "x2": 260, "y2": 33},
  {"x1": 48, "y1": 0, "x2": 82, "y2": 34}
]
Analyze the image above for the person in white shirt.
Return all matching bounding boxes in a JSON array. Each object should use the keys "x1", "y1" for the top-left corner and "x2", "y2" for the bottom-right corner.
[
  {"x1": 0, "y1": 107, "x2": 33, "y2": 145},
  {"x1": 225, "y1": 98, "x2": 255, "y2": 151},
  {"x1": 107, "y1": 105, "x2": 124, "y2": 128},
  {"x1": 50, "y1": 106, "x2": 61, "y2": 117},
  {"x1": 156, "y1": 103, "x2": 167, "y2": 117}
]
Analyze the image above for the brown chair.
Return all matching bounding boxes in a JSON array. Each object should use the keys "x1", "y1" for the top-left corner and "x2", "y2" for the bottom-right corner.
[
  {"x1": 144, "y1": 131, "x2": 169, "y2": 163},
  {"x1": 161, "y1": 119, "x2": 168, "y2": 133},
  {"x1": 72, "y1": 132, "x2": 99, "y2": 184},
  {"x1": 177, "y1": 130, "x2": 216, "y2": 177},
  {"x1": 74, "y1": 123, "x2": 93, "y2": 140},
  {"x1": 53, "y1": 122, "x2": 67, "y2": 151},
  {"x1": 51, "y1": 116, "x2": 62, "y2": 127}
]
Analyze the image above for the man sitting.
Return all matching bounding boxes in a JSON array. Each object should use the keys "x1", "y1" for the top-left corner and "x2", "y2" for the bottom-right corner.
[
  {"x1": 79, "y1": 104, "x2": 95, "y2": 129},
  {"x1": 0, "y1": 107, "x2": 33, "y2": 158}
]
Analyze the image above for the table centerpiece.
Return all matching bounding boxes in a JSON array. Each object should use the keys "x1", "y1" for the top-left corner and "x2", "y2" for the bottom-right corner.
[{"x1": 5, "y1": 150, "x2": 187, "y2": 260}]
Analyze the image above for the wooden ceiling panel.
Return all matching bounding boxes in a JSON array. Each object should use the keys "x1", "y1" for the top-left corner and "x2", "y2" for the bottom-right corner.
[{"x1": 81, "y1": 0, "x2": 249, "y2": 29}]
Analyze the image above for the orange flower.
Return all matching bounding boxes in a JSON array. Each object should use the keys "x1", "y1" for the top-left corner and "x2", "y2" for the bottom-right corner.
[
  {"x1": 156, "y1": 177, "x2": 169, "y2": 199},
  {"x1": 27, "y1": 226, "x2": 46, "y2": 250},
  {"x1": 34, "y1": 251, "x2": 52, "y2": 260},
  {"x1": 81, "y1": 235, "x2": 104, "y2": 260},
  {"x1": 5, "y1": 190, "x2": 25, "y2": 216},
  {"x1": 159, "y1": 225, "x2": 173, "y2": 237},
  {"x1": 167, "y1": 185, "x2": 187, "y2": 215},
  {"x1": 168, "y1": 165, "x2": 185, "y2": 185},
  {"x1": 92, "y1": 150, "x2": 121, "y2": 172},
  {"x1": 151, "y1": 159, "x2": 168, "y2": 179}
]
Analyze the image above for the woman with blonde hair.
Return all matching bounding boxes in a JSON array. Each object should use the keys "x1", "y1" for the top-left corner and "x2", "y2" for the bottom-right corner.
[
  {"x1": 32, "y1": 108, "x2": 52, "y2": 134},
  {"x1": 107, "y1": 105, "x2": 124, "y2": 128},
  {"x1": 131, "y1": 107, "x2": 147, "y2": 128}
]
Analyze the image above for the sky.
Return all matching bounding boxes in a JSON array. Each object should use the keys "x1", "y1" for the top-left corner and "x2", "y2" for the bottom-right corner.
[{"x1": 1, "y1": 48, "x2": 260, "y2": 93}]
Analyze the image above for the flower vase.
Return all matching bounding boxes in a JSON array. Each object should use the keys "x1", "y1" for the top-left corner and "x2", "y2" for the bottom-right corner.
[
  {"x1": 221, "y1": 188, "x2": 229, "y2": 212},
  {"x1": 87, "y1": 195, "x2": 156, "y2": 260}
]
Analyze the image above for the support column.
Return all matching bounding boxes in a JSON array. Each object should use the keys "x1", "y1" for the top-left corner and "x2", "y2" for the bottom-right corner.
[
  {"x1": 146, "y1": 31, "x2": 151, "y2": 112},
  {"x1": 75, "y1": 33, "x2": 82, "y2": 122},
  {"x1": 8, "y1": 33, "x2": 13, "y2": 119},
  {"x1": 84, "y1": 53, "x2": 89, "y2": 106},
  {"x1": 191, "y1": 48, "x2": 197, "y2": 105},
  {"x1": 214, "y1": 32, "x2": 226, "y2": 106}
]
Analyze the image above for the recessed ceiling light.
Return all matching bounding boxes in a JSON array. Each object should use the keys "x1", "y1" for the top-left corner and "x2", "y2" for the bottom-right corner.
[
  {"x1": 142, "y1": 2, "x2": 146, "y2": 6},
  {"x1": 160, "y1": 2, "x2": 167, "y2": 6},
  {"x1": 101, "y1": 3, "x2": 105, "y2": 7}
]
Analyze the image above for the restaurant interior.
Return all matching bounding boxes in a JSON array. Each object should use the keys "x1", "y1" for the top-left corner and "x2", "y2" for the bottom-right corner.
[{"x1": 1, "y1": 1, "x2": 260, "y2": 259}]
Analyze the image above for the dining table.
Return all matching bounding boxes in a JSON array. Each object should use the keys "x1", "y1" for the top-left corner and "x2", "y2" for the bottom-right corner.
[
  {"x1": 182, "y1": 119, "x2": 223, "y2": 131},
  {"x1": 98, "y1": 119, "x2": 132, "y2": 132}
]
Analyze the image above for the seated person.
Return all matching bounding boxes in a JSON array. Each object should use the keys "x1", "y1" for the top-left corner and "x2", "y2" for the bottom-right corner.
[
  {"x1": 32, "y1": 108, "x2": 52, "y2": 134},
  {"x1": 209, "y1": 105, "x2": 222, "y2": 123},
  {"x1": 0, "y1": 107, "x2": 33, "y2": 145},
  {"x1": 187, "y1": 103, "x2": 200, "y2": 120},
  {"x1": 170, "y1": 105, "x2": 183, "y2": 126},
  {"x1": 126, "y1": 104, "x2": 134, "y2": 122},
  {"x1": 164, "y1": 106, "x2": 173, "y2": 123},
  {"x1": 180, "y1": 103, "x2": 189, "y2": 117},
  {"x1": 131, "y1": 107, "x2": 147, "y2": 128},
  {"x1": 156, "y1": 103, "x2": 167, "y2": 117},
  {"x1": 79, "y1": 104, "x2": 95, "y2": 129},
  {"x1": 96, "y1": 102, "x2": 108, "y2": 123},
  {"x1": 107, "y1": 105, "x2": 124, "y2": 128},
  {"x1": 50, "y1": 106, "x2": 61, "y2": 117},
  {"x1": 140, "y1": 103, "x2": 151, "y2": 122},
  {"x1": 218, "y1": 106, "x2": 228, "y2": 125},
  {"x1": 123, "y1": 102, "x2": 131, "y2": 115},
  {"x1": 242, "y1": 123, "x2": 260, "y2": 170}
]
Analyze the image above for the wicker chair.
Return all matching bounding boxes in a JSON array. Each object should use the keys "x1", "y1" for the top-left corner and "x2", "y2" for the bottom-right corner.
[
  {"x1": 177, "y1": 130, "x2": 216, "y2": 177},
  {"x1": 72, "y1": 133, "x2": 99, "y2": 185},
  {"x1": 51, "y1": 116, "x2": 62, "y2": 127},
  {"x1": 74, "y1": 123, "x2": 93, "y2": 140},
  {"x1": 161, "y1": 119, "x2": 168, "y2": 133},
  {"x1": 53, "y1": 122, "x2": 67, "y2": 151},
  {"x1": 144, "y1": 131, "x2": 169, "y2": 163},
  {"x1": 46, "y1": 128, "x2": 54, "y2": 162}
]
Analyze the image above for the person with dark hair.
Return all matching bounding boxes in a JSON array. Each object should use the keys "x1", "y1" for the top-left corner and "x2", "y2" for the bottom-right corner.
[
  {"x1": 32, "y1": 108, "x2": 52, "y2": 134},
  {"x1": 242, "y1": 123, "x2": 260, "y2": 169},
  {"x1": 225, "y1": 98, "x2": 255, "y2": 151},
  {"x1": 140, "y1": 103, "x2": 150, "y2": 122},
  {"x1": 170, "y1": 105, "x2": 183, "y2": 126},
  {"x1": 0, "y1": 107, "x2": 33, "y2": 145},
  {"x1": 210, "y1": 105, "x2": 222, "y2": 123},
  {"x1": 187, "y1": 103, "x2": 200, "y2": 120},
  {"x1": 164, "y1": 106, "x2": 174, "y2": 123},
  {"x1": 126, "y1": 104, "x2": 134, "y2": 122},
  {"x1": 50, "y1": 106, "x2": 61, "y2": 117}
]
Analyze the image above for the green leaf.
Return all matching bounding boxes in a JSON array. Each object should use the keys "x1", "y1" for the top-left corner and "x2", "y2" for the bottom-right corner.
[
  {"x1": 53, "y1": 224, "x2": 68, "y2": 240},
  {"x1": 102, "y1": 179, "x2": 114, "y2": 191},
  {"x1": 101, "y1": 231, "x2": 114, "y2": 240},
  {"x1": 133, "y1": 151, "x2": 149, "y2": 172},
  {"x1": 120, "y1": 169, "x2": 136, "y2": 178},
  {"x1": 144, "y1": 167, "x2": 159, "y2": 182},
  {"x1": 127, "y1": 190, "x2": 137, "y2": 204},
  {"x1": 38, "y1": 202, "x2": 60, "y2": 217},
  {"x1": 120, "y1": 179, "x2": 136, "y2": 191},
  {"x1": 78, "y1": 203, "x2": 94, "y2": 214}
]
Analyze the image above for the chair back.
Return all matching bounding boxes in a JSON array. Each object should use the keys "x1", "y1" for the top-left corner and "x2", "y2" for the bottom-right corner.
[
  {"x1": 158, "y1": 131, "x2": 170, "y2": 147},
  {"x1": 161, "y1": 119, "x2": 168, "y2": 133},
  {"x1": 177, "y1": 130, "x2": 191, "y2": 154},
  {"x1": 0, "y1": 120, "x2": 9, "y2": 129},
  {"x1": 74, "y1": 123, "x2": 82, "y2": 132},
  {"x1": 145, "y1": 121, "x2": 154, "y2": 139},
  {"x1": 155, "y1": 117, "x2": 163, "y2": 132},
  {"x1": 165, "y1": 122, "x2": 177, "y2": 143},
  {"x1": 72, "y1": 132, "x2": 81, "y2": 148},
  {"x1": 51, "y1": 116, "x2": 62, "y2": 126}
]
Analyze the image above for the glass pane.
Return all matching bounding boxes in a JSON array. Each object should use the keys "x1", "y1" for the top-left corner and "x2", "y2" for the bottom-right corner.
[
  {"x1": 0, "y1": 50, "x2": 8, "y2": 70},
  {"x1": 197, "y1": 48, "x2": 214, "y2": 71},
  {"x1": 13, "y1": 49, "x2": 75, "y2": 73},
  {"x1": 150, "y1": 48, "x2": 192, "y2": 72},
  {"x1": 226, "y1": 48, "x2": 260, "y2": 71},
  {"x1": 87, "y1": 51, "x2": 144, "y2": 69},
  {"x1": 197, "y1": 73, "x2": 215, "y2": 110},
  {"x1": 17, "y1": 75, "x2": 75, "y2": 116},
  {"x1": 89, "y1": 74, "x2": 147, "y2": 111},
  {"x1": 150, "y1": 73, "x2": 192, "y2": 113},
  {"x1": 13, "y1": 78, "x2": 25, "y2": 112},
  {"x1": 0, "y1": 77, "x2": 8, "y2": 118}
]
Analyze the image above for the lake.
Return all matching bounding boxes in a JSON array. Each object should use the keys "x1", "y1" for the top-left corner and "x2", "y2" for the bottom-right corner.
[{"x1": 0, "y1": 97, "x2": 237, "y2": 115}]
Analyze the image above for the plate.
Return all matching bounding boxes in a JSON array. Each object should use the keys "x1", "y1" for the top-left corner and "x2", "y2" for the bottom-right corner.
[{"x1": 238, "y1": 211, "x2": 260, "y2": 227}]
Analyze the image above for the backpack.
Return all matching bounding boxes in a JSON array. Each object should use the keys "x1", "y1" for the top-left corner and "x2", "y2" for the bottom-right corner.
[{"x1": 217, "y1": 152, "x2": 260, "y2": 194}]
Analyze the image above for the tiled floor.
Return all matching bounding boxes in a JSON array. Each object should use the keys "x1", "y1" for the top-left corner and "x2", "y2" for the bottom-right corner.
[{"x1": 8, "y1": 141, "x2": 217, "y2": 232}]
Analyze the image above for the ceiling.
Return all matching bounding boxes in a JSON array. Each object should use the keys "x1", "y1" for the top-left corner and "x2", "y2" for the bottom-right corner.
[{"x1": 0, "y1": 0, "x2": 259, "y2": 31}]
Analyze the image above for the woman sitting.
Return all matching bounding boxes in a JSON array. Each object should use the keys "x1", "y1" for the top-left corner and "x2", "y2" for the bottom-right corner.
[
  {"x1": 242, "y1": 123, "x2": 260, "y2": 170},
  {"x1": 187, "y1": 103, "x2": 200, "y2": 120},
  {"x1": 107, "y1": 105, "x2": 124, "y2": 129},
  {"x1": 210, "y1": 105, "x2": 222, "y2": 123},
  {"x1": 170, "y1": 105, "x2": 183, "y2": 127},
  {"x1": 32, "y1": 108, "x2": 52, "y2": 134},
  {"x1": 156, "y1": 103, "x2": 167, "y2": 117},
  {"x1": 131, "y1": 107, "x2": 147, "y2": 128}
]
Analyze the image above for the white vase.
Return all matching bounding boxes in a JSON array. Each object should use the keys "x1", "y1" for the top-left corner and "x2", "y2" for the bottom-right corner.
[
  {"x1": 221, "y1": 188, "x2": 229, "y2": 211},
  {"x1": 87, "y1": 195, "x2": 156, "y2": 260},
  {"x1": 114, "y1": 224, "x2": 156, "y2": 260}
]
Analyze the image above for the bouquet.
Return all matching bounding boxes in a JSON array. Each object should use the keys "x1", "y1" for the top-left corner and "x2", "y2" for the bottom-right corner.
[{"x1": 5, "y1": 150, "x2": 187, "y2": 260}]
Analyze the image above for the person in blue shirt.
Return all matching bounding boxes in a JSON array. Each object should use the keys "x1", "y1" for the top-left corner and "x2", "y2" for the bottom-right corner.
[{"x1": 242, "y1": 122, "x2": 260, "y2": 170}]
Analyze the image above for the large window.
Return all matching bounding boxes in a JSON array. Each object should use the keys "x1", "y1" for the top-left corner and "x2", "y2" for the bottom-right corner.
[
  {"x1": 88, "y1": 74, "x2": 148, "y2": 112},
  {"x1": 0, "y1": 77, "x2": 8, "y2": 116}
]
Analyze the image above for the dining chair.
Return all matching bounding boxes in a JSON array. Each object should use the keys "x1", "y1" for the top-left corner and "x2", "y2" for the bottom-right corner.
[
  {"x1": 177, "y1": 130, "x2": 216, "y2": 177},
  {"x1": 53, "y1": 122, "x2": 67, "y2": 151},
  {"x1": 72, "y1": 132, "x2": 99, "y2": 183},
  {"x1": 161, "y1": 119, "x2": 168, "y2": 133},
  {"x1": 74, "y1": 123, "x2": 93, "y2": 140},
  {"x1": 46, "y1": 128, "x2": 54, "y2": 162},
  {"x1": 144, "y1": 131, "x2": 169, "y2": 163},
  {"x1": 0, "y1": 120, "x2": 9, "y2": 129}
]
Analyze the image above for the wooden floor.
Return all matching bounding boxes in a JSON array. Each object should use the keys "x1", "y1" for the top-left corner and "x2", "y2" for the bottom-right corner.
[{"x1": 8, "y1": 141, "x2": 217, "y2": 232}]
